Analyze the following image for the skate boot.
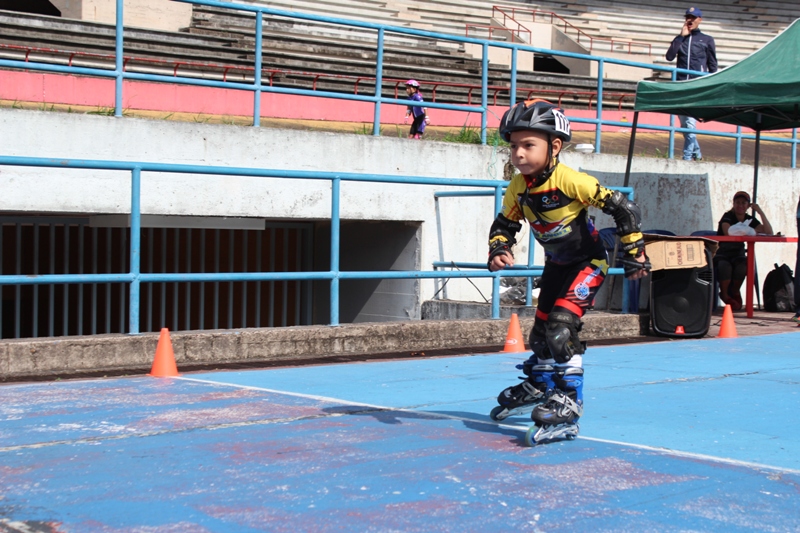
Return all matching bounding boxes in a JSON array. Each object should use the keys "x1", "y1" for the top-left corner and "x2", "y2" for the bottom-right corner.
[
  {"x1": 525, "y1": 367, "x2": 583, "y2": 445},
  {"x1": 489, "y1": 365, "x2": 555, "y2": 421}
]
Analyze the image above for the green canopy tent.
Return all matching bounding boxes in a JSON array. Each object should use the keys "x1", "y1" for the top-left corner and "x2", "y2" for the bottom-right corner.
[{"x1": 624, "y1": 18, "x2": 800, "y2": 202}]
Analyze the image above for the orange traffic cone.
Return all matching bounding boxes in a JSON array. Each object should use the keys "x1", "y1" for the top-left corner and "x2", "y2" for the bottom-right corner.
[
  {"x1": 718, "y1": 304, "x2": 738, "y2": 338},
  {"x1": 149, "y1": 328, "x2": 179, "y2": 377},
  {"x1": 503, "y1": 313, "x2": 526, "y2": 353}
]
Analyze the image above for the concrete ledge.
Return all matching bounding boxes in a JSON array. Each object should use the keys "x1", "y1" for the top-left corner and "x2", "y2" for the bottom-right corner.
[{"x1": 0, "y1": 310, "x2": 646, "y2": 380}]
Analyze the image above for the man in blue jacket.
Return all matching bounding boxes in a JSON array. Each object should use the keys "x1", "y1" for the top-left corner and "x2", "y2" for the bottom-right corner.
[{"x1": 665, "y1": 7, "x2": 718, "y2": 161}]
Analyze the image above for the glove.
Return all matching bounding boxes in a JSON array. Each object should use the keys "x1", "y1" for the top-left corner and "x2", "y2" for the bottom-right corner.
[
  {"x1": 619, "y1": 254, "x2": 652, "y2": 278},
  {"x1": 424, "y1": 116, "x2": 430, "y2": 125},
  {"x1": 487, "y1": 238, "x2": 513, "y2": 270},
  {"x1": 404, "y1": 115, "x2": 409, "y2": 124}
]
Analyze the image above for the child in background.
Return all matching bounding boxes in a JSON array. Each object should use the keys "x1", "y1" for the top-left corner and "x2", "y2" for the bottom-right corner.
[
  {"x1": 404, "y1": 80, "x2": 429, "y2": 139},
  {"x1": 487, "y1": 99, "x2": 650, "y2": 444}
]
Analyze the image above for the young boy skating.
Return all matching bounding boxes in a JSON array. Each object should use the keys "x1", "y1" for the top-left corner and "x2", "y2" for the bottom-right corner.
[{"x1": 487, "y1": 100, "x2": 650, "y2": 444}]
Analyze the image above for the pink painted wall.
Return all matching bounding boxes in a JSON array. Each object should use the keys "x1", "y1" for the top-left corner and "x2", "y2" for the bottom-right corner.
[{"x1": 1, "y1": 69, "x2": 748, "y2": 133}]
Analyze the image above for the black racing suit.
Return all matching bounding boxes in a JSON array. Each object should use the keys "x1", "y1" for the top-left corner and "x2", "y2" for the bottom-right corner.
[{"x1": 488, "y1": 163, "x2": 645, "y2": 369}]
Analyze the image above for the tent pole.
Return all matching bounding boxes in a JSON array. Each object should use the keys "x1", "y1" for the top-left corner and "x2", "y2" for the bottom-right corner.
[
  {"x1": 605, "y1": 112, "x2": 639, "y2": 312},
  {"x1": 753, "y1": 130, "x2": 761, "y2": 204},
  {"x1": 752, "y1": 113, "x2": 762, "y2": 204},
  {"x1": 624, "y1": 111, "x2": 639, "y2": 188},
  {"x1": 751, "y1": 113, "x2": 763, "y2": 309}
]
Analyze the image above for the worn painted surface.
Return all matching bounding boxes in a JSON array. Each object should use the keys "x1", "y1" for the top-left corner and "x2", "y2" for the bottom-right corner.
[{"x1": 1, "y1": 332, "x2": 800, "y2": 532}]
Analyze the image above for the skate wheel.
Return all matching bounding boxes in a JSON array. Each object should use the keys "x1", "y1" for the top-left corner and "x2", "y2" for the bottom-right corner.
[
  {"x1": 524, "y1": 425, "x2": 538, "y2": 447},
  {"x1": 489, "y1": 406, "x2": 506, "y2": 421},
  {"x1": 566, "y1": 434, "x2": 576, "y2": 441}
]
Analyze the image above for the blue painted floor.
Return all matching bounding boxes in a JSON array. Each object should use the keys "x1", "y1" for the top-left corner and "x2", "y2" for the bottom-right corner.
[{"x1": 1, "y1": 332, "x2": 800, "y2": 532}]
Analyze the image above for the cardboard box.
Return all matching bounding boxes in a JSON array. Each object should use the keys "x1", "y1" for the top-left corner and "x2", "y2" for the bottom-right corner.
[{"x1": 643, "y1": 234, "x2": 718, "y2": 271}]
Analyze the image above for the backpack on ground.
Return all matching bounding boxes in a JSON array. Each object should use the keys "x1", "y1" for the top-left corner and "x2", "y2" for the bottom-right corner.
[{"x1": 762, "y1": 263, "x2": 795, "y2": 312}]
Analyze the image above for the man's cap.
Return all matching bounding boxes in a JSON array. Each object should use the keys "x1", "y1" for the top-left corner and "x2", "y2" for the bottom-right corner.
[
  {"x1": 685, "y1": 7, "x2": 703, "y2": 18},
  {"x1": 733, "y1": 191, "x2": 751, "y2": 203}
]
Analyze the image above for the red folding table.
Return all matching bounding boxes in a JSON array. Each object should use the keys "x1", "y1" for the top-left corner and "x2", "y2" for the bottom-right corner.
[{"x1": 705, "y1": 235, "x2": 798, "y2": 318}]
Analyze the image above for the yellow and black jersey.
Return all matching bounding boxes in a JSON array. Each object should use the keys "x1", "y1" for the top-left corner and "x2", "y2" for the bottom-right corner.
[{"x1": 501, "y1": 164, "x2": 610, "y2": 265}]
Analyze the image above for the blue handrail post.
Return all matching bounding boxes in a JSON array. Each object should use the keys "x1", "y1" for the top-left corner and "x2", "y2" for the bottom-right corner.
[
  {"x1": 253, "y1": 11, "x2": 263, "y2": 127},
  {"x1": 330, "y1": 177, "x2": 341, "y2": 325},
  {"x1": 594, "y1": 59, "x2": 603, "y2": 153},
  {"x1": 373, "y1": 28, "x2": 384, "y2": 136},
  {"x1": 735, "y1": 126, "x2": 742, "y2": 164},
  {"x1": 129, "y1": 167, "x2": 142, "y2": 334},
  {"x1": 792, "y1": 128, "x2": 797, "y2": 169},
  {"x1": 493, "y1": 185, "x2": 504, "y2": 223},
  {"x1": 668, "y1": 115, "x2": 676, "y2": 159},
  {"x1": 509, "y1": 47, "x2": 517, "y2": 107},
  {"x1": 621, "y1": 275, "x2": 630, "y2": 313},
  {"x1": 481, "y1": 42, "x2": 488, "y2": 145},
  {"x1": 491, "y1": 275, "x2": 501, "y2": 318},
  {"x1": 667, "y1": 70, "x2": 677, "y2": 158},
  {"x1": 114, "y1": 0, "x2": 124, "y2": 117},
  {"x1": 491, "y1": 184, "x2": 504, "y2": 316},
  {"x1": 525, "y1": 232, "x2": 535, "y2": 307}
]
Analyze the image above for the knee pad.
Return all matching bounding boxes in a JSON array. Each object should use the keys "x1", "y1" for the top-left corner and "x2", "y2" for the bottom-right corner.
[
  {"x1": 545, "y1": 312, "x2": 585, "y2": 364},
  {"x1": 527, "y1": 319, "x2": 551, "y2": 363},
  {"x1": 517, "y1": 320, "x2": 550, "y2": 376}
]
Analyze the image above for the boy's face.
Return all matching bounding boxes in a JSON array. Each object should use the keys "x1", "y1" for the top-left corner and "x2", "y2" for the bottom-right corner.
[
  {"x1": 405, "y1": 86, "x2": 415, "y2": 95},
  {"x1": 509, "y1": 130, "x2": 561, "y2": 176}
]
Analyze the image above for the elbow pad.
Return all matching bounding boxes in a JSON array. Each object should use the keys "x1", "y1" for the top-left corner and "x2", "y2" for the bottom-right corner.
[
  {"x1": 488, "y1": 214, "x2": 522, "y2": 267},
  {"x1": 600, "y1": 190, "x2": 645, "y2": 256}
]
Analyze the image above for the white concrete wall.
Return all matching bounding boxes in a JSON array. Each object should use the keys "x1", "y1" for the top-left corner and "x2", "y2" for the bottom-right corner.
[
  {"x1": 590, "y1": 51, "x2": 653, "y2": 82},
  {"x1": 550, "y1": 28, "x2": 591, "y2": 77},
  {"x1": 1, "y1": 108, "x2": 798, "y2": 307},
  {"x1": 50, "y1": 0, "x2": 82, "y2": 19},
  {"x1": 50, "y1": 0, "x2": 193, "y2": 31}
]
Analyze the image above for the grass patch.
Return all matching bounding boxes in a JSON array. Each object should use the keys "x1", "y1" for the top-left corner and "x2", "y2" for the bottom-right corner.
[
  {"x1": 441, "y1": 125, "x2": 507, "y2": 146},
  {"x1": 354, "y1": 123, "x2": 380, "y2": 135}
]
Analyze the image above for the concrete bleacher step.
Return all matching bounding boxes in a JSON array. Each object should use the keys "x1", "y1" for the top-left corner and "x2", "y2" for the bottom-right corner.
[
  {"x1": 0, "y1": 10, "x2": 251, "y2": 65},
  {"x1": 535, "y1": 0, "x2": 799, "y2": 27},
  {"x1": 187, "y1": 16, "x2": 482, "y2": 84},
  {"x1": 499, "y1": 0, "x2": 796, "y2": 66},
  {"x1": 237, "y1": 0, "x2": 800, "y2": 70},
  {"x1": 191, "y1": 5, "x2": 464, "y2": 55},
  {"x1": 191, "y1": 7, "x2": 464, "y2": 60},
  {"x1": 244, "y1": 0, "x2": 405, "y2": 30},
  {"x1": 188, "y1": 4, "x2": 639, "y2": 107},
  {"x1": 0, "y1": 5, "x2": 653, "y2": 112}
]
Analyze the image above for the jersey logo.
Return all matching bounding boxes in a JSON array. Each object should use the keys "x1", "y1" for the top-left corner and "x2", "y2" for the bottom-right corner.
[
  {"x1": 531, "y1": 220, "x2": 571, "y2": 241},
  {"x1": 540, "y1": 193, "x2": 560, "y2": 209}
]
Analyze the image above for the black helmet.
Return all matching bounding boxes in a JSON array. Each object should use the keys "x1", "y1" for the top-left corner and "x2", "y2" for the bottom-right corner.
[{"x1": 499, "y1": 100, "x2": 572, "y2": 143}]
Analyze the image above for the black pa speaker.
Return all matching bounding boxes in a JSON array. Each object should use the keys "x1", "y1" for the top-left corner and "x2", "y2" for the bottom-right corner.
[{"x1": 650, "y1": 248, "x2": 714, "y2": 337}]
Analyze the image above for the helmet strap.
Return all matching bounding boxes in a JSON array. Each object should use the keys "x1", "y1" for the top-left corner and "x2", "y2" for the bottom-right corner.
[{"x1": 526, "y1": 139, "x2": 559, "y2": 187}]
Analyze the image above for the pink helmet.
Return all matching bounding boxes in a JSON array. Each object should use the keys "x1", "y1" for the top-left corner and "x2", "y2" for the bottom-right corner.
[{"x1": 405, "y1": 79, "x2": 420, "y2": 88}]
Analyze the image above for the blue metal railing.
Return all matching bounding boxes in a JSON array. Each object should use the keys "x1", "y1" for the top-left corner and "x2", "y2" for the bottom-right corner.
[
  {"x1": 0, "y1": 0, "x2": 796, "y2": 163},
  {"x1": 0, "y1": 155, "x2": 554, "y2": 332},
  {"x1": 0, "y1": 1, "x2": 795, "y2": 336},
  {"x1": 433, "y1": 187, "x2": 637, "y2": 314}
]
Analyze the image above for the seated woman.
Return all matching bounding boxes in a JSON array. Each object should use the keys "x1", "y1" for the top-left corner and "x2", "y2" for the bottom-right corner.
[{"x1": 714, "y1": 191, "x2": 773, "y2": 310}]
